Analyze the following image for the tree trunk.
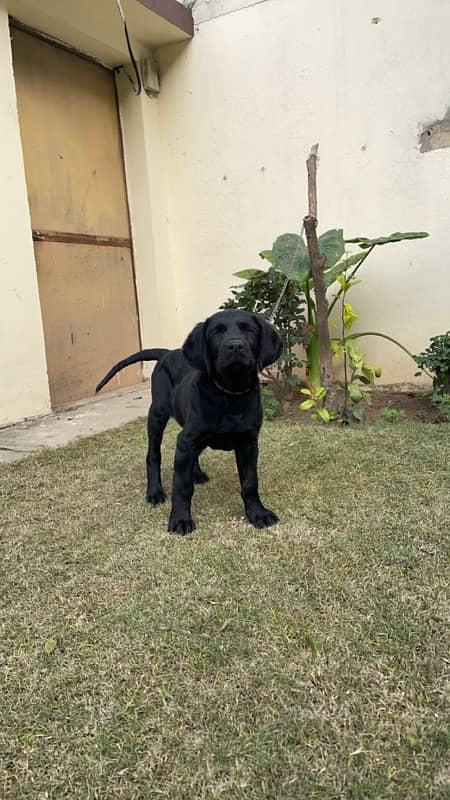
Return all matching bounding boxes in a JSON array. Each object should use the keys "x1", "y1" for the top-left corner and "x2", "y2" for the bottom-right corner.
[{"x1": 304, "y1": 145, "x2": 337, "y2": 411}]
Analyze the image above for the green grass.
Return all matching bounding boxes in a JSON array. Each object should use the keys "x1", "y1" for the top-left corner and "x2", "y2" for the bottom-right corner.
[{"x1": 1, "y1": 420, "x2": 449, "y2": 799}]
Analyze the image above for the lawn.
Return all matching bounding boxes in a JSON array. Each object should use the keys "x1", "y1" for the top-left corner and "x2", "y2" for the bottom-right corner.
[{"x1": 1, "y1": 419, "x2": 449, "y2": 799}]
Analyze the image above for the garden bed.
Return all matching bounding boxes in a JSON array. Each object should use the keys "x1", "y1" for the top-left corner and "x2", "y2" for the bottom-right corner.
[{"x1": 271, "y1": 385, "x2": 445, "y2": 425}]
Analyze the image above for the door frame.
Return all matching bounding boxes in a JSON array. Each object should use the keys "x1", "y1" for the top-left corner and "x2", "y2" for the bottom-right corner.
[{"x1": 11, "y1": 20, "x2": 143, "y2": 406}]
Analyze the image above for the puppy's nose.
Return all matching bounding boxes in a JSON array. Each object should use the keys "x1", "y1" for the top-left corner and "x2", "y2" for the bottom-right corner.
[{"x1": 226, "y1": 338, "x2": 244, "y2": 353}]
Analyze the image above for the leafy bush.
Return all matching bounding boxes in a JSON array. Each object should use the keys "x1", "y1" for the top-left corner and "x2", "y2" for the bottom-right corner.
[
  {"x1": 431, "y1": 392, "x2": 450, "y2": 420},
  {"x1": 261, "y1": 386, "x2": 281, "y2": 420},
  {"x1": 415, "y1": 332, "x2": 450, "y2": 420},
  {"x1": 221, "y1": 267, "x2": 308, "y2": 389},
  {"x1": 223, "y1": 227, "x2": 428, "y2": 424},
  {"x1": 381, "y1": 407, "x2": 406, "y2": 424},
  {"x1": 415, "y1": 332, "x2": 450, "y2": 394}
]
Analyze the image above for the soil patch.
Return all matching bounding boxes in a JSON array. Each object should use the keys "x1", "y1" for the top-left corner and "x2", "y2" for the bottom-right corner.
[{"x1": 273, "y1": 385, "x2": 446, "y2": 425}]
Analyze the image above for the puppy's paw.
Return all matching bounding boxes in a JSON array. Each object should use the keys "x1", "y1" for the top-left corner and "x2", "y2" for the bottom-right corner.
[
  {"x1": 193, "y1": 469, "x2": 209, "y2": 485},
  {"x1": 146, "y1": 486, "x2": 167, "y2": 506},
  {"x1": 247, "y1": 508, "x2": 279, "y2": 529},
  {"x1": 168, "y1": 512, "x2": 196, "y2": 535}
]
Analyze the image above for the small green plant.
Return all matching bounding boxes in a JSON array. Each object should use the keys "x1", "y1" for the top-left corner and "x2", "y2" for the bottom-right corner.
[
  {"x1": 299, "y1": 386, "x2": 337, "y2": 424},
  {"x1": 415, "y1": 332, "x2": 450, "y2": 394},
  {"x1": 221, "y1": 266, "x2": 308, "y2": 390},
  {"x1": 415, "y1": 332, "x2": 450, "y2": 420},
  {"x1": 431, "y1": 391, "x2": 450, "y2": 420},
  {"x1": 261, "y1": 386, "x2": 281, "y2": 420},
  {"x1": 330, "y1": 272, "x2": 381, "y2": 423},
  {"x1": 381, "y1": 407, "x2": 406, "y2": 424}
]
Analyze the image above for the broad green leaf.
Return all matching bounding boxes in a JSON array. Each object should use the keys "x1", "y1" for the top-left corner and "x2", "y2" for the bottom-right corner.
[
  {"x1": 350, "y1": 406, "x2": 365, "y2": 422},
  {"x1": 343, "y1": 303, "x2": 358, "y2": 330},
  {"x1": 300, "y1": 399, "x2": 315, "y2": 410},
  {"x1": 318, "y1": 229, "x2": 345, "y2": 268},
  {"x1": 315, "y1": 386, "x2": 327, "y2": 401},
  {"x1": 320, "y1": 253, "x2": 366, "y2": 291},
  {"x1": 356, "y1": 373, "x2": 372, "y2": 385},
  {"x1": 362, "y1": 363, "x2": 382, "y2": 381},
  {"x1": 331, "y1": 339, "x2": 344, "y2": 357},
  {"x1": 346, "y1": 339, "x2": 364, "y2": 369},
  {"x1": 345, "y1": 231, "x2": 429, "y2": 249},
  {"x1": 300, "y1": 388, "x2": 312, "y2": 396},
  {"x1": 348, "y1": 383, "x2": 364, "y2": 402},
  {"x1": 263, "y1": 233, "x2": 311, "y2": 283},
  {"x1": 317, "y1": 407, "x2": 331, "y2": 423},
  {"x1": 332, "y1": 252, "x2": 368, "y2": 271},
  {"x1": 233, "y1": 268, "x2": 266, "y2": 280}
]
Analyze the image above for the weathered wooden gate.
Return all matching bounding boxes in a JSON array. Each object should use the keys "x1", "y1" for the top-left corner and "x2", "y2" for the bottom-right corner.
[{"x1": 12, "y1": 27, "x2": 142, "y2": 405}]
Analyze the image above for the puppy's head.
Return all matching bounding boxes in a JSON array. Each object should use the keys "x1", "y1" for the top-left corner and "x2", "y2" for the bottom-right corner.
[{"x1": 182, "y1": 310, "x2": 283, "y2": 392}]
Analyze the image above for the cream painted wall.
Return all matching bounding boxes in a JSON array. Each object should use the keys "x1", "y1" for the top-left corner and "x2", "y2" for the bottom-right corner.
[
  {"x1": 116, "y1": 71, "x2": 180, "y2": 367},
  {"x1": 0, "y1": 3, "x2": 50, "y2": 426},
  {"x1": 158, "y1": 0, "x2": 450, "y2": 383}
]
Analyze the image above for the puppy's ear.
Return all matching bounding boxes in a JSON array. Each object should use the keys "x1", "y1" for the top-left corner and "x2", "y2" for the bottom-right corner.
[
  {"x1": 182, "y1": 321, "x2": 211, "y2": 373},
  {"x1": 256, "y1": 316, "x2": 283, "y2": 369}
]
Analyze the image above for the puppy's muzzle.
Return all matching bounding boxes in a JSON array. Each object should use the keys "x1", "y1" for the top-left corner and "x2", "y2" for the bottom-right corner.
[
  {"x1": 226, "y1": 338, "x2": 245, "y2": 355},
  {"x1": 220, "y1": 338, "x2": 253, "y2": 367}
]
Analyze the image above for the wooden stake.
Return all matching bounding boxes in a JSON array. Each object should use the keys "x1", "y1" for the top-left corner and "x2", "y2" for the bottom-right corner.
[{"x1": 304, "y1": 145, "x2": 337, "y2": 411}]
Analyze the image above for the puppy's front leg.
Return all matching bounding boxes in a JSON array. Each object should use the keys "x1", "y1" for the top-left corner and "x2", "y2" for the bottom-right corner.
[
  {"x1": 168, "y1": 432, "x2": 203, "y2": 535},
  {"x1": 235, "y1": 438, "x2": 278, "y2": 529}
]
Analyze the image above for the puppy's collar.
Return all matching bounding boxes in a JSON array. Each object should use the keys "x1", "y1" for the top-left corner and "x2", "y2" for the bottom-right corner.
[{"x1": 213, "y1": 379, "x2": 252, "y2": 396}]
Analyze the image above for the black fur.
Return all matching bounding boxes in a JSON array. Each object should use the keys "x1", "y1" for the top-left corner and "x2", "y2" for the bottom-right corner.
[{"x1": 96, "y1": 310, "x2": 283, "y2": 535}]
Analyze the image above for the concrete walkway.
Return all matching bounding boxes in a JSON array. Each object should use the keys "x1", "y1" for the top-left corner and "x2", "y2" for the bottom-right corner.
[{"x1": 0, "y1": 383, "x2": 150, "y2": 464}]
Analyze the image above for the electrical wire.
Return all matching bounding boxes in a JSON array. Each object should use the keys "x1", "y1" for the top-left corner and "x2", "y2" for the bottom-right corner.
[{"x1": 114, "y1": 0, "x2": 142, "y2": 96}]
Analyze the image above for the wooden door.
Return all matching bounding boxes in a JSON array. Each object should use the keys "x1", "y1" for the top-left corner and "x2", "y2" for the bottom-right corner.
[{"x1": 12, "y1": 28, "x2": 142, "y2": 405}]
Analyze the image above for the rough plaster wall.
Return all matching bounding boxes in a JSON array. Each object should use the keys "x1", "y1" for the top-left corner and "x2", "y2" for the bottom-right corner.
[
  {"x1": 116, "y1": 71, "x2": 180, "y2": 364},
  {"x1": 0, "y1": 4, "x2": 51, "y2": 425},
  {"x1": 419, "y1": 109, "x2": 450, "y2": 153},
  {"x1": 158, "y1": 0, "x2": 450, "y2": 383},
  {"x1": 180, "y1": 0, "x2": 270, "y2": 25}
]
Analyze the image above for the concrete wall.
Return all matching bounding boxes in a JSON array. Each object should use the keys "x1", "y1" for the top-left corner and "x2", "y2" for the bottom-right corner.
[
  {"x1": 0, "y1": 1, "x2": 51, "y2": 426},
  {"x1": 116, "y1": 71, "x2": 180, "y2": 367},
  {"x1": 159, "y1": 0, "x2": 450, "y2": 383}
]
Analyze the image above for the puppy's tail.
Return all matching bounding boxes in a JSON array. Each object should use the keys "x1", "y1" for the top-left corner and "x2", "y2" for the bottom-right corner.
[{"x1": 95, "y1": 348, "x2": 169, "y2": 393}]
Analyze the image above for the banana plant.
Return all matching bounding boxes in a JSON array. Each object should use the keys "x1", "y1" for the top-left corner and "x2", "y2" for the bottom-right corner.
[{"x1": 235, "y1": 229, "x2": 429, "y2": 395}]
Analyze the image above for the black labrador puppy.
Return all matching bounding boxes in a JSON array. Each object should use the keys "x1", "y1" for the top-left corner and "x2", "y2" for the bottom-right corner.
[{"x1": 96, "y1": 309, "x2": 283, "y2": 534}]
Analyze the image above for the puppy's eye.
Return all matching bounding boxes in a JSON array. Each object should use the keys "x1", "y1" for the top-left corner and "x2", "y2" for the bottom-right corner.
[
  {"x1": 239, "y1": 324, "x2": 257, "y2": 335},
  {"x1": 211, "y1": 324, "x2": 226, "y2": 336}
]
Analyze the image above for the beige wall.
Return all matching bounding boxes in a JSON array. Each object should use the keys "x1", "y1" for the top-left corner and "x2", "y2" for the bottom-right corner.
[
  {"x1": 116, "y1": 71, "x2": 180, "y2": 364},
  {"x1": 158, "y1": 0, "x2": 450, "y2": 383},
  {"x1": 0, "y1": 2, "x2": 50, "y2": 427}
]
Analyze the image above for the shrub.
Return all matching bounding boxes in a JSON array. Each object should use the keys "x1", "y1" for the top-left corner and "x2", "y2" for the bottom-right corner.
[
  {"x1": 415, "y1": 332, "x2": 450, "y2": 420},
  {"x1": 415, "y1": 332, "x2": 450, "y2": 394}
]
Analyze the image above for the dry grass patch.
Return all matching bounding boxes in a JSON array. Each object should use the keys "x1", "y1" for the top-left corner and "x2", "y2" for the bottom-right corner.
[{"x1": 1, "y1": 420, "x2": 449, "y2": 798}]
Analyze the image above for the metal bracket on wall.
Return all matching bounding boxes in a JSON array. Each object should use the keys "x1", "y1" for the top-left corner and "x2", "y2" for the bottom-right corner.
[{"x1": 140, "y1": 57, "x2": 160, "y2": 96}]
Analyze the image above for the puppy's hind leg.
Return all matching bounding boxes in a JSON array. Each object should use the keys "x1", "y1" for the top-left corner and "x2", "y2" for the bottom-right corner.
[
  {"x1": 146, "y1": 403, "x2": 169, "y2": 505},
  {"x1": 146, "y1": 368, "x2": 171, "y2": 506}
]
